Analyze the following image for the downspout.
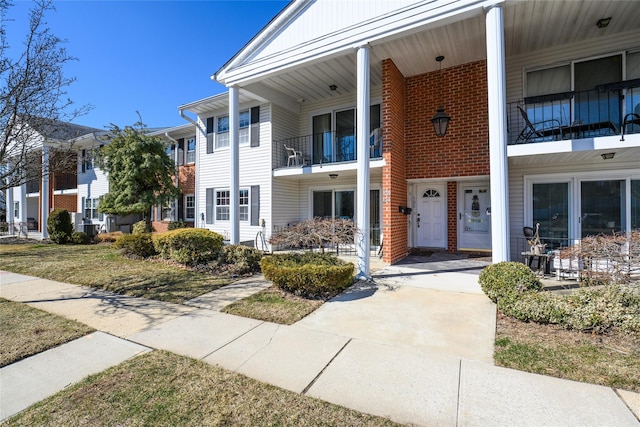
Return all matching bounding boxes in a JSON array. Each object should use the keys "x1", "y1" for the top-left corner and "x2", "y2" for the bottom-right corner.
[
  {"x1": 164, "y1": 132, "x2": 180, "y2": 222},
  {"x1": 180, "y1": 109, "x2": 204, "y2": 228}
]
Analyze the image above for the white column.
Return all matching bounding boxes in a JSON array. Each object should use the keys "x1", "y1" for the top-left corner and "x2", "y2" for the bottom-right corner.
[
  {"x1": 486, "y1": 3, "x2": 510, "y2": 262},
  {"x1": 41, "y1": 146, "x2": 50, "y2": 239},
  {"x1": 19, "y1": 158, "x2": 27, "y2": 227},
  {"x1": 6, "y1": 180, "x2": 14, "y2": 234},
  {"x1": 229, "y1": 86, "x2": 240, "y2": 244},
  {"x1": 356, "y1": 44, "x2": 371, "y2": 279}
]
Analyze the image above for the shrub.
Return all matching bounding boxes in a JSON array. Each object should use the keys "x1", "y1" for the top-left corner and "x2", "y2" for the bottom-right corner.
[
  {"x1": 71, "y1": 231, "x2": 91, "y2": 245},
  {"x1": 94, "y1": 231, "x2": 123, "y2": 243},
  {"x1": 132, "y1": 220, "x2": 155, "y2": 234},
  {"x1": 114, "y1": 233, "x2": 156, "y2": 258},
  {"x1": 219, "y1": 244, "x2": 262, "y2": 275},
  {"x1": 153, "y1": 228, "x2": 223, "y2": 265},
  {"x1": 167, "y1": 221, "x2": 188, "y2": 231},
  {"x1": 562, "y1": 285, "x2": 640, "y2": 333},
  {"x1": 479, "y1": 261, "x2": 542, "y2": 304},
  {"x1": 261, "y1": 252, "x2": 354, "y2": 298},
  {"x1": 269, "y1": 217, "x2": 357, "y2": 251},
  {"x1": 47, "y1": 208, "x2": 73, "y2": 244}
]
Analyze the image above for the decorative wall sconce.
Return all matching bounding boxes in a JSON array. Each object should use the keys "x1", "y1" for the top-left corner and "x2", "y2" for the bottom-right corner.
[{"x1": 431, "y1": 55, "x2": 451, "y2": 137}]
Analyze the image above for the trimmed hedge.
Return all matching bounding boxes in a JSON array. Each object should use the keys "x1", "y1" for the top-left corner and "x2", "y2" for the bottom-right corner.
[
  {"x1": 94, "y1": 231, "x2": 122, "y2": 243},
  {"x1": 219, "y1": 244, "x2": 262, "y2": 275},
  {"x1": 480, "y1": 261, "x2": 640, "y2": 334},
  {"x1": 132, "y1": 220, "x2": 155, "y2": 234},
  {"x1": 261, "y1": 252, "x2": 354, "y2": 298},
  {"x1": 114, "y1": 233, "x2": 156, "y2": 258},
  {"x1": 478, "y1": 261, "x2": 542, "y2": 304},
  {"x1": 47, "y1": 208, "x2": 73, "y2": 244},
  {"x1": 153, "y1": 228, "x2": 223, "y2": 265},
  {"x1": 71, "y1": 231, "x2": 91, "y2": 245},
  {"x1": 167, "y1": 221, "x2": 187, "y2": 231}
]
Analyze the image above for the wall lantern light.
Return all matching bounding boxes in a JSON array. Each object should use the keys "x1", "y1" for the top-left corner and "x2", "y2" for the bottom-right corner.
[{"x1": 431, "y1": 55, "x2": 451, "y2": 137}]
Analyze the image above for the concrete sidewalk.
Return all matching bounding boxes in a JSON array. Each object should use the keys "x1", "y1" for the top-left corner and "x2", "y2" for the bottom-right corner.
[{"x1": 1, "y1": 269, "x2": 639, "y2": 426}]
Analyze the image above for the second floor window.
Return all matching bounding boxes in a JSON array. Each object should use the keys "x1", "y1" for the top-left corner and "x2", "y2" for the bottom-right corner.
[
  {"x1": 239, "y1": 110, "x2": 250, "y2": 145},
  {"x1": 216, "y1": 116, "x2": 229, "y2": 149},
  {"x1": 186, "y1": 138, "x2": 196, "y2": 164}
]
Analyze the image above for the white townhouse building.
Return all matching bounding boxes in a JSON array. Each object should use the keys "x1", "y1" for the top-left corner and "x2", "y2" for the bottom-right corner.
[{"x1": 188, "y1": 0, "x2": 639, "y2": 277}]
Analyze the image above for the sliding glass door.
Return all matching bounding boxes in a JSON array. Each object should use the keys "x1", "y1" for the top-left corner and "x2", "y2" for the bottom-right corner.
[{"x1": 580, "y1": 180, "x2": 626, "y2": 237}]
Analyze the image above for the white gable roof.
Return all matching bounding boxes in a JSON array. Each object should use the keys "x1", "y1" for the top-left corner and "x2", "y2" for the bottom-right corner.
[{"x1": 215, "y1": 0, "x2": 492, "y2": 86}]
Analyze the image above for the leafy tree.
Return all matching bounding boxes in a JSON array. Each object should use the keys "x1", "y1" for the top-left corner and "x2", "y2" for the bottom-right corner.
[
  {"x1": 1, "y1": 0, "x2": 89, "y2": 190},
  {"x1": 96, "y1": 120, "x2": 180, "y2": 232}
]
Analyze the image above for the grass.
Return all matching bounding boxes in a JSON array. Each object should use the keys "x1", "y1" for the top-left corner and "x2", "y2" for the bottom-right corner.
[
  {"x1": 495, "y1": 313, "x2": 640, "y2": 392},
  {"x1": 0, "y1": 243, "x2": 231, "y2": 304},
  {"x1": 223, "y1": 286, "x2": 323, "y2": 325},
  {"x1": 0, "y1": 298, "x2": 95, "y2": 367},
  {"x1": 2, "y1": 350, "x2": 401, "y2": 427}
]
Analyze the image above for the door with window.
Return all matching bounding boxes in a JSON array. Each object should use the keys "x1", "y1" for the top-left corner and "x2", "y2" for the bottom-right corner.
[
  {"x1": 459, "y1": 184, "x2": 491, "y2": 251},
  {"x1": 574, "y1": 55, "x2": 622, "y2": 133},
  {"x1": 416, "y1": 184, "x2": 446, "y2": 248}
]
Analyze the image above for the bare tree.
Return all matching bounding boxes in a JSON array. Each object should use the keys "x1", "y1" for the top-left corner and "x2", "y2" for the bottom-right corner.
[{"x1": 1, "y1": 0, "x2": 90, "y2": 191}]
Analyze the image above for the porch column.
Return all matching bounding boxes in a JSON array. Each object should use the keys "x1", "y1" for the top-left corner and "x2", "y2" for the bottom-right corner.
[
  {"x1": 485, "y1": 2, "x2": 510, "y2": 262},
  {"x1": 6, "y1": 168, "x2": 14, "y2": 233},
  {"x1": 229, "y1": 85, "x2": 240, "y2": 244},
  {"x1": 356, "y1": 44, "x2": 371, "y2": 279},
  {"x1": 19, "y1": 158, "x2": 27, "y2": 227},
  {"x1": 41, "y1": 145, "x2": 50, "y2": 239}
]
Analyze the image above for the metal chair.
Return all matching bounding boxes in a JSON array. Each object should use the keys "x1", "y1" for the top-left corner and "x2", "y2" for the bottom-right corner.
[{"x1": 516, "y1": 106, "x2": 563, "y2": 143}]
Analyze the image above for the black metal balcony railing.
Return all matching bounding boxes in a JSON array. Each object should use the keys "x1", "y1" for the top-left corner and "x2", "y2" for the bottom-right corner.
[
  {"x1": 507, "y1": 81, "x2": 640, "y2": 145},
  {"x1": 273, "y1": 128, "x2": 383, "y2": 169},
  {"x1": 26, "y1": 179, "x2": 39, "y2": 194}
]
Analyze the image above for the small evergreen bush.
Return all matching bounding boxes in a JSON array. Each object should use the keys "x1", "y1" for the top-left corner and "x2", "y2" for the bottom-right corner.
[
  {"x1": 71, "y1": 231, "x2": 91, "y2": 245},
  {"x1": 219, "y1": 244, "x2": 262, "y2": 275},
  {"x1": 153, "y1": 228, "x2": 223, "y2": 265},
  {"x1": 132, "y1": 220, "x2": 155, "y2": 234},
  {"x1": 114, "y1": 233, "x2": 156, "y2": 258},
  {"x1": 167, "y1": 221, "x2": 187, "y2": 230},
  {"x1": 478, "y1": 261, "x2": 542, "y2": 304},
  {"x1": 261, "y1": 253, "x2": 354, "y2": 298},
  {"x1": 47, "y1": 208, "x2": 73, "y2": 244}
]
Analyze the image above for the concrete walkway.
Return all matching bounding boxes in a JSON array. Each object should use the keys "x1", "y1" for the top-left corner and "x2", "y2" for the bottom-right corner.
[{"x1": 1, "y1": 269, "x2": 639, "y2": 426}]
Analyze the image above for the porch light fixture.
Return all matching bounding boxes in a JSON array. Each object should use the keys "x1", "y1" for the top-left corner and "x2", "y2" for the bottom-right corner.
[
  {"x1": 601, "y1": 152, "x2": 615, "y2": 160},
  {"x1": 329, "y1": 173, "x2": 338, "y2": 179},
  {"x1": 329, "y1": 84, "x2": 337, "y2": 91},
  {"x1": 596, "y1": 17, "x2": 611, "y2": 28},
  {"x1": 431, "y1": 55, "x2": 451, "y2": 137}
]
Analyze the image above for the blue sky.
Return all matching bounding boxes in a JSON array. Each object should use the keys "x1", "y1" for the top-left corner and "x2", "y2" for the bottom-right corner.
[{"x1": 6, "y1": 1, "x2": 289, "y2": 129}]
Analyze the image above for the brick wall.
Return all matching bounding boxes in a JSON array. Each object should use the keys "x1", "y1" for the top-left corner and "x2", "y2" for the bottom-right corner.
[
  {"x1": 382, "y1": 59, "x2": 408, "y2": 264},
  {"x1": 178, "y1": 164, "x2": 196, "y2": 194},
  {"x1": 405, "y1": 60, "x2": 489, "y2": 179},
  {"x1": 53, "y1": 194, "x2": 78, "y2": 213},
  {"x1": 380, "y1": 59, "x2": 490, "y2": 262}
]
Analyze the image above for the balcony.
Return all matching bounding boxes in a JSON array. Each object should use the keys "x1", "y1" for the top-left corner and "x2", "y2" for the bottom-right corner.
[
  {"x1": 273, "y1": 128, "x2": 383, "y2": 170},
  {"x1": 507, "y1": 80, "x2": 640, "y2": 145}
]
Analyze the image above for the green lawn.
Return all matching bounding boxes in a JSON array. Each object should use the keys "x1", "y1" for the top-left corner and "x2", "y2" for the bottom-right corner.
[{"x1": 0, "y1": 243, "x2": 231, "y2": 304}]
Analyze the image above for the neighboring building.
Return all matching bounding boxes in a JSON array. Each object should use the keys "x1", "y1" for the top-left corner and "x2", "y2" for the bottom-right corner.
[
  {"x1": 190, "y1": 0, "x2": 639, "y2": 275},
  {"x1": 148, "y1": 124, "x2": 198, "y2": 232},
  {"x1": 4, "y1": 121, "x2": 196, "y2": 237},
  {"x1": 3, "y1": 119, "x2": 102, "y2": 238}
]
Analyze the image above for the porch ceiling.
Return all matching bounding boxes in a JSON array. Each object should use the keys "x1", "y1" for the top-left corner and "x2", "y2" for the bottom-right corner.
[
  {"x1": 247, "y1": 0, "x2": 639, "y2": 106},
  {"x1": 508, "y1": 145, "x2": 640, "y2": 166}
]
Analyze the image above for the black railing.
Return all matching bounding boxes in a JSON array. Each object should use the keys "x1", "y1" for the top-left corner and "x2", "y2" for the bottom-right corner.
[
  {"x1": 508, "y1": 81, "x2": 640, "y2": 145},
  {"x1": 26, "y1": 179, "x2": 39, "y2": 194},
  {"x1": 273, "y1": 128, "x2": 383, "y2": 169}
]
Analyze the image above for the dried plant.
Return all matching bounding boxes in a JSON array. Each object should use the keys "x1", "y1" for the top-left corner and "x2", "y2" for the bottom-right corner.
[{"x1": 269, "y1": 217, "x2": 357, "y2": 252}]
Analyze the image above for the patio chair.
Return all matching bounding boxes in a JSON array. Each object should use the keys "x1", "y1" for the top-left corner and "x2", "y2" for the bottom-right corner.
[
  {"x1": 515, "y1": 106, "x2": 563, "y2": 143},
  {"x1": 284, "y1": 144, "x2": 303, "y2": 167}
]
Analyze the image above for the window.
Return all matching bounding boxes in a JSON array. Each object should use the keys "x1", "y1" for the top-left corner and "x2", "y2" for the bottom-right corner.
[
  {"x1": 239, "y1": 189, "x2": 249, "y2": 221},
  {"x1": 206, "y1": 117, "x2": 214, "y2": 153},
  {"x1": 216, "y1": 190, "x2": 230, "y2": 220},
  {"x1": 186, "y1": 138, "x2": 196, "y2": 164},
  {"x1": 13, "y1": 201, "x2": 19, "y2": 218},
  {"x1": 312, "y1": 189, "x2": 354, "y2": 219},
  {"x1": 581, "y1": 180, "x2": 626, "y2": 237},
  {"x1": 161, "y1": 201, "x2": 173, "y2": 221},
  {"x1": 81, "y1": 149, "x2": 94, "y2": 173},
  {"x1": 532, "y1": 182, "x2": 569, "y2": 244},
  {"x1": 84, "y1": 198, "x2": 100, "y2": 220},
  {"x1": 185, "y1": 194, "x2": 195, "y2": 220},
  {"x1": 216, "y1": 116, "x2": 229, "y2": 149},
  {"x1": 239, "y1": 110, "x2": 250, "y2": 146}
]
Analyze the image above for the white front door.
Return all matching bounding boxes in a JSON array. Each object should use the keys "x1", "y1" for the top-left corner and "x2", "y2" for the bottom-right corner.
[
  {"x1": 459, "y1": 184, "x2": 492, "y2": 251},
  {"x1": 416, "y1": 184, "x2": 446, "y2": 248}
]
